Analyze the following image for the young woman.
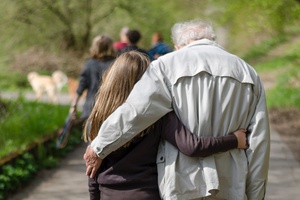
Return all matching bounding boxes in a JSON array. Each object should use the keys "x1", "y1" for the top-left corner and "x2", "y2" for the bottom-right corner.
[{"x1": 83, "y1": 51, "x2": 247, "y2": 200}]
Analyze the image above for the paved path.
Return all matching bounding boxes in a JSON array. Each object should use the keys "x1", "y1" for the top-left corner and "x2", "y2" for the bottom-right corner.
[
  {"x1": 0, "y1": 92, "x2": 84, "y2": 108},
  {"x1": 7, "y1": 142, "x2": 89, "y2": 200},
  {"x1": 266, "y1": 128, "x2": 300, "y2": 199},
  {"x1": 2, "y1": 92, "x2": 300, "y2": 199},
  {"x1": 7, "y1": 129, "x2": 300, "y2": 200}
]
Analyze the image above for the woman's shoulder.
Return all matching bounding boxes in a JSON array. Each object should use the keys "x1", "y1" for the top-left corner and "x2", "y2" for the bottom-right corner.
[
  {"x1": 82, "y1": 58, "x2": 96, "y2": 69},
  {"x1": 86, "y1": 58, "x2": 99, "y2": 65}
]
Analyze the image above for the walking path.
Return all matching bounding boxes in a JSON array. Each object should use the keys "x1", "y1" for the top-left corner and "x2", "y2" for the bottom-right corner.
[
  {"x1": 0, "y1": 92, "x2": 84, "y2": 107},
  {"x1": 266, "y1": 128, "x2": 300, "y2": 199},
  {"x1": 2, "y1": 92, "x2": 300, "y2": 200},
  {"x1": 7, "y1": 142, "x2": 89, "y2": 200}
]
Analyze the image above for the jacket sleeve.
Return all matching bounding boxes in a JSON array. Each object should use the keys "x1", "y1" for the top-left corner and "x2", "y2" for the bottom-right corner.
[
  {"x1": 245, "y1": 78, "x2": 270, "y2": 200},
  {"x1": 91, "y1": 62, "x2": 173, "y2": 159},
  {"x1": 76, "y1": 64, "x2": 89, "y2": 95},
  {"x1": 161, "y1": 112, "x2": 238, "y2": 157}
]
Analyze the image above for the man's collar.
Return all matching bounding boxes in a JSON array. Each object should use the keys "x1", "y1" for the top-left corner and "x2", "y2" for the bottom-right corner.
[{"x1": 184, "y1": 39, "x2": 225, "y2": 50}]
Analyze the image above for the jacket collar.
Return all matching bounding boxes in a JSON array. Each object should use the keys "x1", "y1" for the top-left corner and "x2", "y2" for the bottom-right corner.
[{"x1": 184, "y1": 39, "x2": 225, "y2": 50}]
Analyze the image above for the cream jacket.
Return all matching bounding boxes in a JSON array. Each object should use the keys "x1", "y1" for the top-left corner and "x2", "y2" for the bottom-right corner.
[{"x1": 91, "y1": 39, "x2": 270, "y2": 200}]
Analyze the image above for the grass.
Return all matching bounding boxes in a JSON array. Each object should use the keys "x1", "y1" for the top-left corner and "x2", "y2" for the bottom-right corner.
[
  {"x1": 254, "y1": 55, "x2": 299, "y2": 72},
  {"x1": 265, "y1": 66, "x2": 300, "y2": 108},
  {"x1": 266, "y1": 87, "x2": 300, "y2": 108},
  {"x1": 0, "y1": 68, "x2": 30, "y2": 91},
  {"x1": 0, "y1": 97, "x2": 70, "y2": 158},
  {"x1": 250, "y1": 38, "x2": 300, "y2": 109},
  {"x1": 242, "y1": 35, "x2": 288, "y2": 62}
]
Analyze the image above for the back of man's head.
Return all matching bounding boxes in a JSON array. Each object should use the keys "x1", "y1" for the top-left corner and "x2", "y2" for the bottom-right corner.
[
  {"x1": 127, "y1": 30, "x2": 141, "y2": 45},
  {"x1": 171, "y1": 20, "x2": 216, "y2": 49}
]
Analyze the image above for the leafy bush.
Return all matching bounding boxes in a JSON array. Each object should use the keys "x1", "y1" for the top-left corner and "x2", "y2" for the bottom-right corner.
[{"x1": 0, "y1": 153, "x2": 38, "y2": 196}]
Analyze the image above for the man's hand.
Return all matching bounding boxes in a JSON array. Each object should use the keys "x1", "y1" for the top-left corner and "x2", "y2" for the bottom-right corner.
[{"x1": 83, "y1": 145, "x2": 103, "y2": 178}]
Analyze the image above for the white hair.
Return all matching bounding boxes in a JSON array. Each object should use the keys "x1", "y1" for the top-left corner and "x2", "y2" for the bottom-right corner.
[{"x1": 171, "y1": 20, "x2": 216, "y2": 48}]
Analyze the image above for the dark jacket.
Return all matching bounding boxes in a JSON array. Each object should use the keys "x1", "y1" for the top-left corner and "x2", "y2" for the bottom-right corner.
[
  {"x1": 120, "y1": 45, "x2": 149, "y2": 58},
  {"x1": 76, "y1": 57, "x2": 115, "y2": 119},
  {"x1": 148, "y1": 42, "x2": 173, "y2": 60}
]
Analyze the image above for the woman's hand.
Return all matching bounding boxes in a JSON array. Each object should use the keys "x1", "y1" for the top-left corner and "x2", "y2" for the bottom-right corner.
[
  {"x1": 233, "y1": 129, "x2": 248, "y2": 149},
  {"x1": 69, "y1": 105, "x2": 77, "y2": 120}
]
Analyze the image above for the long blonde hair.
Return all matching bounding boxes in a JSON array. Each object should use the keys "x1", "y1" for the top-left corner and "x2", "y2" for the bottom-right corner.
[{"x1": 83, "y1": 51, "x2": 151, "y2": 142}]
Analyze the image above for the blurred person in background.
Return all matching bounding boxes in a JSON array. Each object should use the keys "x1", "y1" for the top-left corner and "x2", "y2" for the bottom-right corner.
[
  {"x1": 120, "y1": 29, "x2": 149, "y2": 58},
  {"x1": 69, "y1": 34, "x2": 116, "y2": 125},
  {"x1": 113, "y1": 27, "x2": 129, "y2": 54},
  {"x1": 148, "y1": 32, "x2": 173, "y2": 60}
]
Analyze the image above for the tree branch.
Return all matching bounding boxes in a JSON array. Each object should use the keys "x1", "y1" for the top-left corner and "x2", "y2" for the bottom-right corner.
[{"x1": 40, "y1": 0, "x2": 72, "y2": 28}]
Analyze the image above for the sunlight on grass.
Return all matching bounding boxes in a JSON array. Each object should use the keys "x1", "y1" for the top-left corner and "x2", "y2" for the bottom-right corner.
[
  {"x1": 256, "y1": 55, "x2": 300, "y2": 108},
  {"x1": 242, "y1": 36, "x2": 287, "y2": 61},
  {"x1": 266, "y1": 87, "x2": 300, "y2": 108},
  {"x1": 250, "y1": 37, "x2": 300, "y2": 109},
  {"x1": 254, "y1": 55, "x2": 299, "y2": 72},
  {"x1": 0, "y1": 98, "x2": 69, "y2": 158}
]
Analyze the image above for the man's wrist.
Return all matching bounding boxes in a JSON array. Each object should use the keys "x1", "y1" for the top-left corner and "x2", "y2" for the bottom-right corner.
[{"x1": 91, "y1": 140, "x2": 107, "y2": 159}]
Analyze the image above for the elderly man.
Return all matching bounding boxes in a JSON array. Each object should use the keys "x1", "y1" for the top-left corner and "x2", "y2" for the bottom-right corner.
[{"x1": 84, "y1": 20, "x2": 270, "y2": 200}]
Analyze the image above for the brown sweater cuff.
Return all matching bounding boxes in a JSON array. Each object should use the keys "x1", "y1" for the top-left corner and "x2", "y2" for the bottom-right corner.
[{"x1": 221, "y1": 134, "x2": 238, "y2": 150}]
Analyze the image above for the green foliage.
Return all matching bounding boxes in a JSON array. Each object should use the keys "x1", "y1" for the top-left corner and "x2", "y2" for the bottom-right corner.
[
  {"x1": 266, "y1": 67, "x2": 300, "y2": 108},
  {"x1": 267, "y1": 87, "x2": 300, "y2": 108},
  {"x1": 212, "y1": 0, "x2": 300, "y2": 33},
  {"x1": 0, "y1": 68, "x2": 30, "y2": 91},
  {"x1": 255, "y1": 55, "x2": 299, "y2": 72},
  {"x1": 0, "y1": 0, "x2": 210, "y2": 85},
  {"x1": 0, "y1": 153, "x2": 38, "y2": 200},
  {"x1": 0, "y1": 98, "x2": 69, "y2": 158},
  {"x1": 207, "y1": 0, "x2": 300, "y2": 54},
  {"x1": 242, "y1": 36, "x2": 287, "y2": 61},
  {"x1": 0, "y1": 0, "x2": 211, "y2": 56},
  {"x1": 1, "y1": 0, "x2": 300, "y2": 56},
  {"x1": 1, "y1": 0, "x2": 299, "y2": 84},
  {"x1": 252, "y1": 37, "x2": 300, "y2": 109},
  {"x1": 0, "y1": 125, "x2": 83, "y2": 200}
]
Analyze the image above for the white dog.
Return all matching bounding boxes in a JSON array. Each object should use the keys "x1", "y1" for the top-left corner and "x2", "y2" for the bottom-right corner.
[{"x1": 27, "y1": 70, "x2": 68, "y2": 103}]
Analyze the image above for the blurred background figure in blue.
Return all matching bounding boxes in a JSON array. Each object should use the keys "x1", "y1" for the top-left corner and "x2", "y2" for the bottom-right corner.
[{"x1": 148, "y1": 32, "x2": 173, "y2": 60}]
